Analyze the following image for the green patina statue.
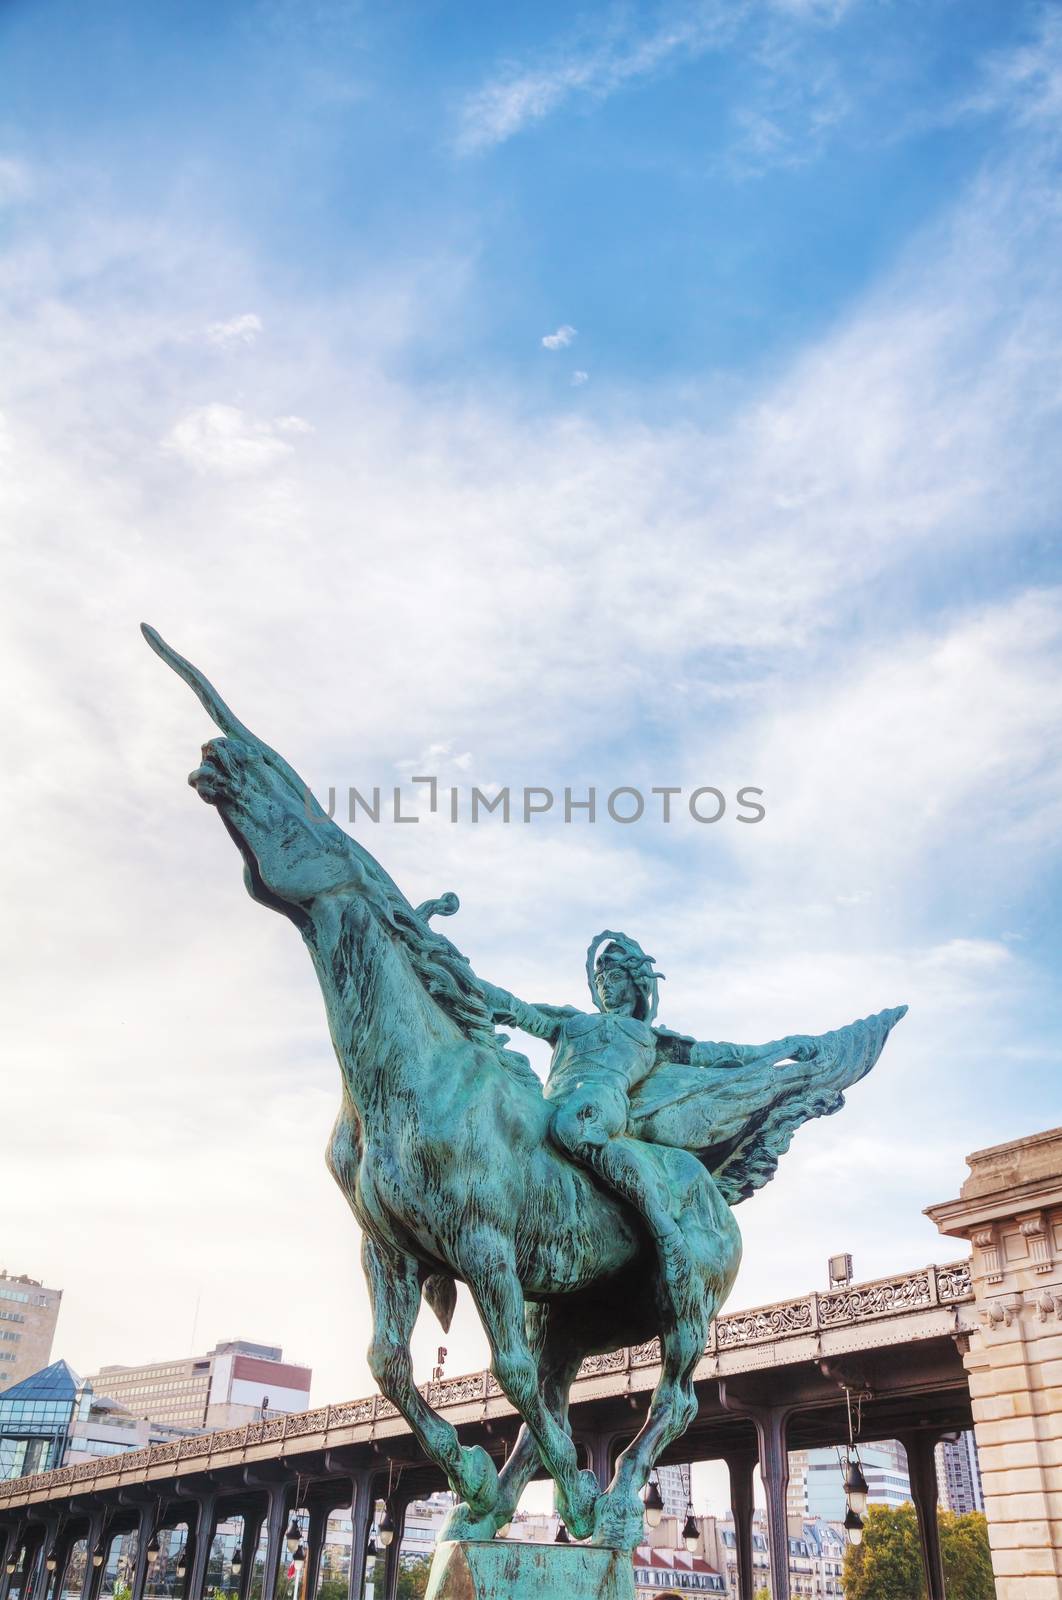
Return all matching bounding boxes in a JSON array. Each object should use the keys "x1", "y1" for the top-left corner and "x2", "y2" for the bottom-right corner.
[{"x1": 143, "y1": 625, "x2": 906, "y2": 1571}]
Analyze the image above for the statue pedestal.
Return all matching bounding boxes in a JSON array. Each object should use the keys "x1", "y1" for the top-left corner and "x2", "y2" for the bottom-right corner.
[{"x1": 423, "y1": 1540, "x2": 635, "y2": 1600}]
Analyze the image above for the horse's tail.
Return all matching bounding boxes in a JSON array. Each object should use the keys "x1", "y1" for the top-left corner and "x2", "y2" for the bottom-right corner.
[{"x1": 422, "y1": 1270, "x2": 457, "y2": 1333}]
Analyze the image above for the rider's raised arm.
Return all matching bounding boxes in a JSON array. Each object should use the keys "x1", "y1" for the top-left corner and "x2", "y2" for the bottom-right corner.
[
  {"x1": 478, "y1": 981, "x2": 576, "y2": 1044},
  {"x1": 654, "y1": 1026, "x2": 814, "y2": 1070}
]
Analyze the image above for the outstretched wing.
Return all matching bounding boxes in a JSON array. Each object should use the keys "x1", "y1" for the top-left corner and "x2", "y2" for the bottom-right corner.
[{"x1": 628, "y1": 1006, "x2": 907, "y2": 1204}]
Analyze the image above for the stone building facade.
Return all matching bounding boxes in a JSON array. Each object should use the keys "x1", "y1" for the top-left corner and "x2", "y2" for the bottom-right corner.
[{"x1": 928, "y1": 1124, "x2": 1062, "y2": 1599}]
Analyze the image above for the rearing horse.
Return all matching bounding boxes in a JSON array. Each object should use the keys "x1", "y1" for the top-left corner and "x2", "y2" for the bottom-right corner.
[{"x1": 143, "y1": 625, "x2": 905, "y2": 1551}]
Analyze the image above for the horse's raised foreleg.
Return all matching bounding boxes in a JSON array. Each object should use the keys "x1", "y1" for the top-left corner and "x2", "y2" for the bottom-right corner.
[
  {"x1": 461, "y1": 1233, "x2": 599, "y2": 1541},
  {"x1": 361, "y1": 1234, "x2": 499, "y2": 1518},
  {"x1": 440, "y1": 1303, "x2": 585, "y2": 1544}
]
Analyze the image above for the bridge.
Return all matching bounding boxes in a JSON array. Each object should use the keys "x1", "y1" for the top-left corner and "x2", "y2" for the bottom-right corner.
[{"x1": 0, "y1": 1259, "x2": 975, "y2": 1600}]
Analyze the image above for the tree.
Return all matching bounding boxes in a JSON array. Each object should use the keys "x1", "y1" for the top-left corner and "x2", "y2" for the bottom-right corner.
[
  {"x1": 940, "y1": 1510, "x2": 994, "y2": 1599},
  {"x1": 843, "y1": 1503, "x2": 994, "y2": 1600},
  {"x1": 394, "y1": 1560, "x2": 430, "y2": 1600}
]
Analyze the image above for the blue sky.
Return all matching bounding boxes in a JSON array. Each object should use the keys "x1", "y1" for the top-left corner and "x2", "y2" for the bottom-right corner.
[{"x1": 2, "y1": 0, "x2": 1062, "y2": 1510}]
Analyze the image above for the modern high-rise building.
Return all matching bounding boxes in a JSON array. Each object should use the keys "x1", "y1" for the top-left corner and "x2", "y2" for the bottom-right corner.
[
  {"x1": 655, "y1": 1463, "x2": 692, "y2": 1520},
  {"x1": 802, "y1": 1439, "x2": 912, "y2": 1520},
  {"x1": 936, "y1": 1430, "x2": 984, "y2": 1514},
  {"x1": 85, "y1": 1339, "x2": 311, "y2": 1429},
  {"x1": 0, "y1": 1271, "x2": 62, "y2": 1393}
]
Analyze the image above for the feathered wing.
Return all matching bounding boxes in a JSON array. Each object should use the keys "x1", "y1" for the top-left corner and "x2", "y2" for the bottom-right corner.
[{"x1": 628, "y1": 1006, "x2": 907, "y2": 1204}]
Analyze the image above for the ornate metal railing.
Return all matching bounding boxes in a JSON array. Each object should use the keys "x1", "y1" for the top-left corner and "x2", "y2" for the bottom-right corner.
[{"x1": 0, "y1": 1260, "x2": 971, "y2": 1504}]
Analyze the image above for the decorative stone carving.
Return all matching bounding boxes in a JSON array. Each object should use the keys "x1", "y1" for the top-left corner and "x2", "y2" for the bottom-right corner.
[
  {"x1": 972, "y1": 1226, "x2": 1003, "y2": 1284},
  {"x1": 1018, "y1": 1211, "x2": 1054, "y2": 1274}
]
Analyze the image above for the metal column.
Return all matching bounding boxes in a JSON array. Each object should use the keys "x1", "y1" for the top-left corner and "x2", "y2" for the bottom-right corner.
[
  {"x1": 726, "y1": 1454, "x2": 757, "y2": 1600},
  {"x1": 345, "y1": 1473, "x2": 374, "y2": 1600},
  {"x1": 258, "y1": 1483, "x2": 289, "y2": 1600},
  {"x1": 185, "y1": 1497, "x2": 217, "y2": 1600},
  {"x1": 901, "y1": 1432, "x2": 946, "y2": 1600}
]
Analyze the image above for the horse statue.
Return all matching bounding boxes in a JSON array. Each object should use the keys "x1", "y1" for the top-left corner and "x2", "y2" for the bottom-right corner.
[{"x1": 142, "y1": 624, "x2": 906, "y2": 1553}]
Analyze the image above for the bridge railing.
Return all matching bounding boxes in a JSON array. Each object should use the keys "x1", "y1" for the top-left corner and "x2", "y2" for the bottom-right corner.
[{"x1": 0, "y1": 1259, "x2": 972, "y2": 1504}]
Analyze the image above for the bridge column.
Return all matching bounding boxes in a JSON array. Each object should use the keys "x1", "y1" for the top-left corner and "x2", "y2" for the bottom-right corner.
[
  {"x1": 258, "y1": 1483, "x2": 289, "y2": 1600},
  {"x1": 236, "y1": 1511, "x2": 263, "y2": 1600},
  {"x1": 927, "y1": 1125, "x2": 1062, "y2": 1599},
  {"x1": 0, "y1": 1522, "x2": 25, "y2": 1600},
  {"x1": 303, "y1": 1504, "x2": 327, "y2": 1600},
  {"x1": 129, "y1": 1506, "x2": 156, "y2": 1600},
  {"x1": 79, "y1": 1515, "x2": 104, "y2": 1600},
  {"x1": 185, "y1": 1496, "x2": 217, "y2": 1600},
  {"x1": 346, "y1": 1471, "x2": 374, "y2": 1600},
  {"x1": 725, "y1": 1453, "x2": 757, "y2": 1600},
  {"x1": 379, "y1": 1495, "x2": 410, "y2": 1600},
  {"x1": 25, "y1": 1522, "x2": 53, "y2": 1600},
  {"x1": 581, "y1": 1432, "x2": 615, "y2": 1492},
  {"x1": 51, "y1": 1524, "x2": 80, "y2": 1600},
  {"x1": 718, "y1": 1387, "x2": 792, "y2": 1600},
  {"x1": 900, "y1": 1432, "x2": 945, "y2": 1600}
]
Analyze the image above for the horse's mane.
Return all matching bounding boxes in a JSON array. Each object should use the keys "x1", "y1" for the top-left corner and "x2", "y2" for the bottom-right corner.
[{"x1": 351, "y1": 859, "x2": 542, "y2": 1092}]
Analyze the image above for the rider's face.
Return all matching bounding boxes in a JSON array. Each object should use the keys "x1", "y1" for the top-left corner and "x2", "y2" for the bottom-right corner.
[{"x1": 595, "y1": 962, "x2": 640, "y2": 1017}]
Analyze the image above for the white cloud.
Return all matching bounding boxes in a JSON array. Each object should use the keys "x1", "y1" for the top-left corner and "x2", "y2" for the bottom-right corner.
[
  {"x1": 205, "y1": 311, "x2": 263, "y2": 349},
  {"x1": 454, "y1": 0, "x2": 856, "y2": 155},
  {"x1": 571, "y1": 369, "x2": 589, "y2": 386},
  {"x1": 456, "y1": 3, "x2": 739, "y2": 153},
  {"x1": 542, "y1": 323, "x2": 577, "y2": 349},
  {"x1": 163, "y1": 402, "x2": 296, "y2": 475},
  {"x1": 0, "y1": 157, "x2": 32, "y2": 206}
]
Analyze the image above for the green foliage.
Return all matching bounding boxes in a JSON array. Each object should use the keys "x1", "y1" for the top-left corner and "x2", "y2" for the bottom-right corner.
[
  {"x1": 753, "y1": 1588, "x2": 770, "y2": 1600},
  {"x1": 940, "y1": 1511, "x2": 995, "y2": 1599},
  {"x1": 843, "y1": 1503, "x2": 994, "y2": 1600},
  {"x1": 395, "y1": 1562, "x2": 430, "y2": 1600},
  {"x1": 316, "y1": 1580, "x2": 348, "y2": 1600}
]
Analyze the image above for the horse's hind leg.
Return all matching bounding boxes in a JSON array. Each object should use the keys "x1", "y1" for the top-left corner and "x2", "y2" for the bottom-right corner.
[
  {"x1": 461, "y1": 1234, "x2": 599, "y2": 1541},
  {"x1": 361, "y1": 1233, "x2": 499, "y2": 1519}
]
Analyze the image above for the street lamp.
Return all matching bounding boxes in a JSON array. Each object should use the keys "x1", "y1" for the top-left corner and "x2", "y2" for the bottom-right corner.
[
  {"x1": 285, "y1": 1521, "x2": 301, "y2": 1558},
  {"x1": 843, "y1": 1507, "x2": 864, "y2": 1547},
  {"x1": 174, "y1": 1548, "x2": 187, "y2": 1581},
  {"x1": 681, "y1": 1505, "x2": 699, "y2": 1554},
  {"x1": 92, "y1": 1546, "x2": 106, "y2": 1571},
  {"x1": 231, "y1": 1547, "x2": 243, "y2": 1579},
  {"x1": 642, "y1": 1474, "x2": 664, "y2": 1529},
  {"x1": 843, "y1": 1457, "x2": 869, "y2": 1518},
  {"x1": 146, "y1": 1536, "x2": 160, "y2": 1569},
  {"x1": 45, "y1": 1552, "x2": 58, "y2": 1574},
  {"x1": 4, "y1": 1557, "x2": 16, "y2": 1578},
  {"x1": 376, "y1": 1508, "x2": 395, "y2": 1550}
]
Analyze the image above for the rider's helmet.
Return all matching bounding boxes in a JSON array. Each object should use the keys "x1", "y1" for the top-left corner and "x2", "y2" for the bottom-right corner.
[{"x1": 585, "y1": 929, "x2": 664, "y2": 1023}]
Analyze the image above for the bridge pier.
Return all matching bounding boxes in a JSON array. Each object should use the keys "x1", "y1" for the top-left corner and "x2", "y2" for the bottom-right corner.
[
  {"x1": 346, "y1": 1471, "x2": 374, "y2": 1600},
  {"x1": 0, "y1": 1521, "x2": 24, "y2": 1600},
  {"x1": 929, "y1": 1125, "x2": 1062, "y2": 1599},
  {"x1": 78, "y1": 1513, "x2": 103, "y2": 1600},
  {"x1": 900, "y1": 1431, "x2": 946, "y2": 1600},
  {"x1": 725, "y1": 1452, "x2": 757, "y2": 1600},
  {"x1": 718, "y1": 1387, "x2": 792, "y2": 1600},
  {"x1": 185, "y1": 1495, "x2": 217, "y2": 1600},
  {"x1": 378, "y1": 1494, "x2": 409, "y2": 1600}
]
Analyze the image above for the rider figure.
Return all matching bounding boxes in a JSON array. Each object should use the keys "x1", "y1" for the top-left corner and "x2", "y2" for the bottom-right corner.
[{"x1": 482, "y1": 931, "x2": 694, "y2": 1270}]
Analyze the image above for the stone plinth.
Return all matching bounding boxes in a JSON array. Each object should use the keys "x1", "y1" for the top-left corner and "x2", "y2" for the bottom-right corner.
[
  {"x1": 423, "y1": 1541, "x2": 635, "y2": 1600},
  {"x1": 927, "y1": 1126, "x2": 1062, "y2": 1599}
]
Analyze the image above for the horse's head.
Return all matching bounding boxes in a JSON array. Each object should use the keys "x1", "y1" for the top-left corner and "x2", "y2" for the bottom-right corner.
[{"x1": 143, "y1": 625, "x2": 362, "y2": 921}]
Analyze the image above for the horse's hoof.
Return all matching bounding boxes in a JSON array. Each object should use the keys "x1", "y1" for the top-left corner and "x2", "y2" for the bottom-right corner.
[
  {"x1": 458, "y1": 1443, "x2": 500, "y2": 1517},
  {"x1": 558, "y1": 1469, "x2": 599, "y2": 1542},
  {"x1": 439, "y1": 1503, "x2": 497, "y2": 1544},
  {"x1": 591, "y1": 1487, "x2": 645, "y2": 1551}
]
